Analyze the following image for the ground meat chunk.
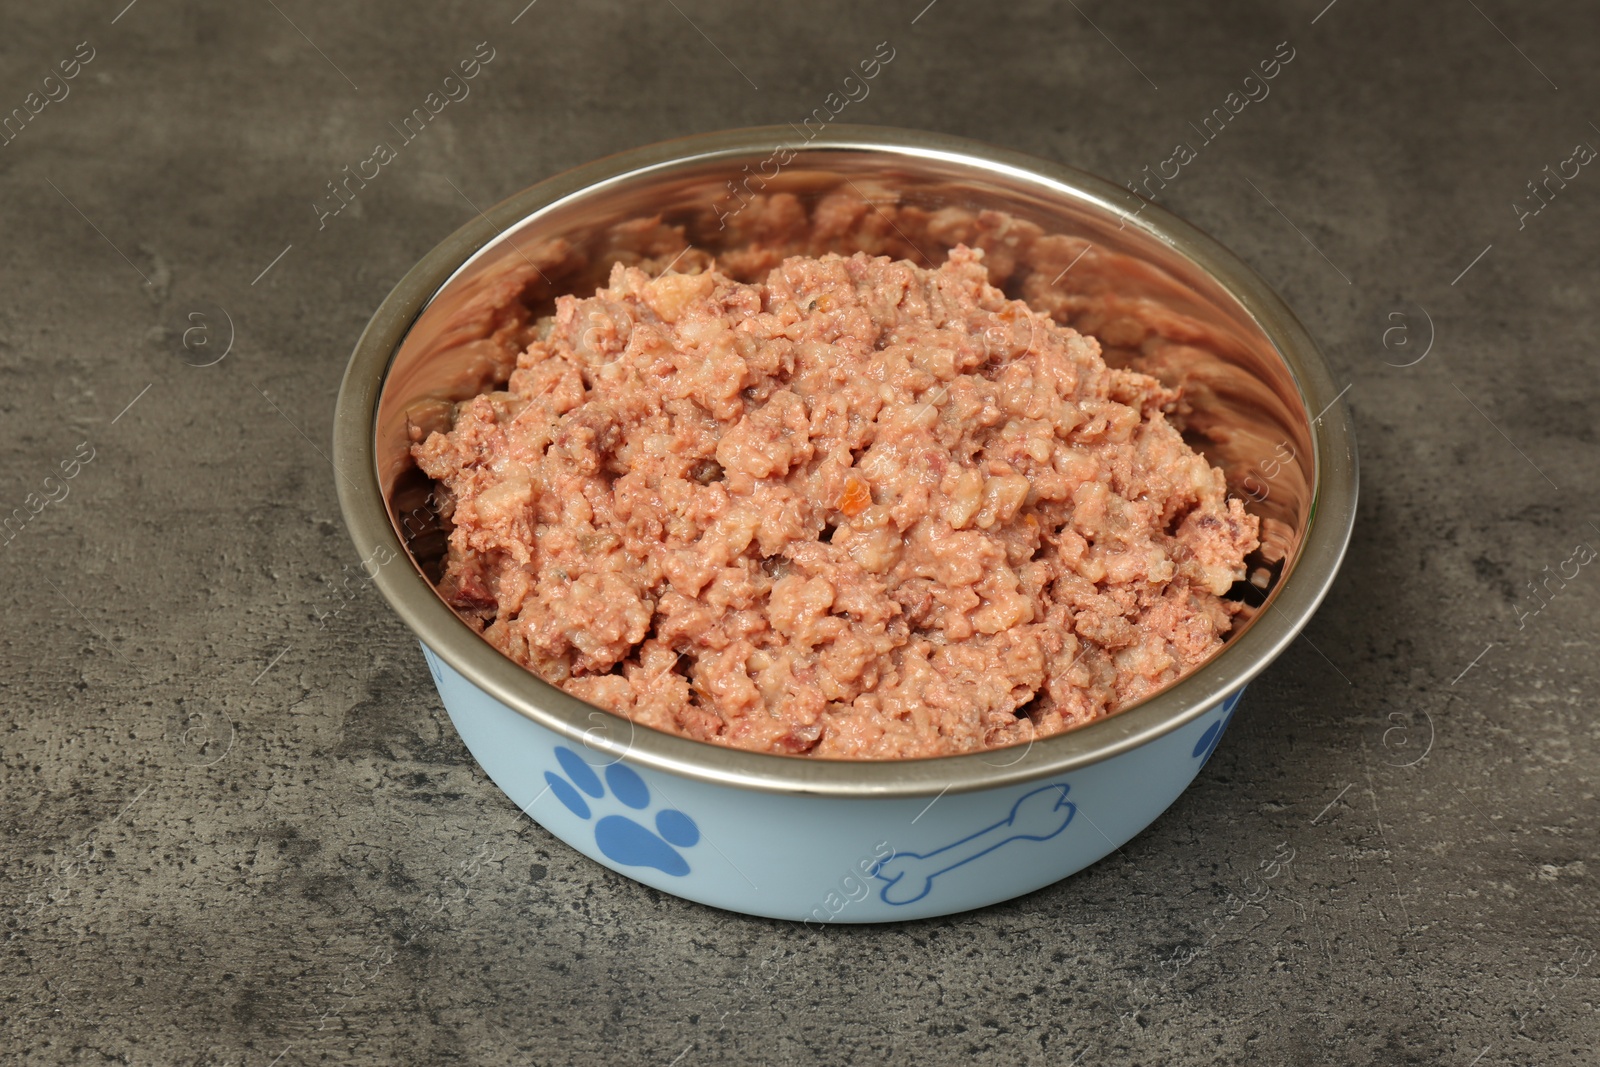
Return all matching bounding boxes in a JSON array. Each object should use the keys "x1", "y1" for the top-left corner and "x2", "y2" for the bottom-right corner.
[{"x1": 414, "y1": 245, "x2": 1258, "y2": 759}]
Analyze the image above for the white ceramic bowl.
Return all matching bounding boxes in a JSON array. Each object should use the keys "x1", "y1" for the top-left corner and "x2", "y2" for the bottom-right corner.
[{"x1": 334, "y1": 126, "x2": 1357, "y2": 922}]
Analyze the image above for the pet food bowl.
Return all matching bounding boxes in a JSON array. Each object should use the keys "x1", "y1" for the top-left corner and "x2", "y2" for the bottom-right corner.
[{"x1": 333, "y1": 126, "x2": 1356, "y2": 922}]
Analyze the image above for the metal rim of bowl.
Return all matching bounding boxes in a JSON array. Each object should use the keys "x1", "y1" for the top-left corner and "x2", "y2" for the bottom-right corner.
[{"x1": 333, "y1": 124, "x2": 1358, "y2": 799}]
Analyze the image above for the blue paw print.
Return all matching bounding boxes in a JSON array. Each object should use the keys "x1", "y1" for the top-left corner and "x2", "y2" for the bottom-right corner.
[
  {"x1": 1192, "y1": 689, "x2": 1246, "y2": 766},
  {"x1": 545, "y1": 747, "x2": 700, "y2": 876}
]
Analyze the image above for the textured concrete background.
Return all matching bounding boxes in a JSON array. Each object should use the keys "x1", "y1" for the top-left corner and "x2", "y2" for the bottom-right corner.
[{"x1": 2, "y1": 1, "x2": 1597, "y2": 1064}]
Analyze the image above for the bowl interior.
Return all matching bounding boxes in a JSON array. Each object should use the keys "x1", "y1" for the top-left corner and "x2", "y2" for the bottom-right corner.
[{"x1": 341, "y1": 127, "x2": 1354, "y2": 796}]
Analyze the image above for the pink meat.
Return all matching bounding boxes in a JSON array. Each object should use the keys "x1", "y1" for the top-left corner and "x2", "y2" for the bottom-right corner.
[{"x1": 413, "y1": 245, "x2": 1258, "y2": 759}]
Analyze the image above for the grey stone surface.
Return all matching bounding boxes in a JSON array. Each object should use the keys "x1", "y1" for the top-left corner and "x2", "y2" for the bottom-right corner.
[{"x1": 2, "y1": 1, "x2": 1597, "y2": 1064}]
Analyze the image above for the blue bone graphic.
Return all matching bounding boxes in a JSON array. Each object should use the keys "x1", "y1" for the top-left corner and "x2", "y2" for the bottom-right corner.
[{"x1": 870, "y1": 783, "x2": 1076, "y2": 905}]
